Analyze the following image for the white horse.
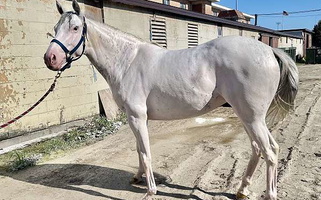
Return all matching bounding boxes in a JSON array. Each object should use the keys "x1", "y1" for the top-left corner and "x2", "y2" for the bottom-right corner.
[{"x1": 44, "y1": 1, "x2": 299, "y2": 199}]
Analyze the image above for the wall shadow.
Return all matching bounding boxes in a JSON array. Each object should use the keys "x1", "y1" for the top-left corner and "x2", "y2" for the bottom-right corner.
[{"x1": 0, "y1": 164, "x2": 235, "y2": 200}]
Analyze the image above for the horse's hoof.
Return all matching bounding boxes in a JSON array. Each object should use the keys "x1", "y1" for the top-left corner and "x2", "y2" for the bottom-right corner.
[
  {"x1": 130, "y1": 176, "x2": 143, "y2": 184},
  {"x1": 236, "y1": 192, "x2": 249, "y2": 200}
]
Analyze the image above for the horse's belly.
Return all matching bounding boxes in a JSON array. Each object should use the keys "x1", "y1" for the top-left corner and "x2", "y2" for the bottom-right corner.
[{"x1": 146, "y1": 89, "x2": 222, "y2": 120}]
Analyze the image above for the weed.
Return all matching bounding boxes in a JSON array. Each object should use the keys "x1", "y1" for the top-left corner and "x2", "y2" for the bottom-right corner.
[
  {"x1": 0, "y1": 113, "x2": 127, "y2": 172},
  {"x1": 7, "y1": 151, "x2": 42, "y2": 172}
]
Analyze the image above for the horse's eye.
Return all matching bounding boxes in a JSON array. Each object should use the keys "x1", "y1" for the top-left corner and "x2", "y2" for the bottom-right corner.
[{"x1": 73, "y1": 26, "x2": 79, "y2": 31}]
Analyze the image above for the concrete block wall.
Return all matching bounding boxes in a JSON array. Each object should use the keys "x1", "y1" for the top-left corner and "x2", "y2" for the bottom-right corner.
[
  {"x1": 104, "y1": 1, "x2": 264, "y2": 51},
  {"x1": 104, "y1": 2, "x2": 220, "y2": 50},
  {"x1": 166, "y1": 17, "x2": 189, "y2": 50},
  {"x1": 243, "y1": 29, "x2": 259, "y2": 40},
  {"x1": 0, "y1": 0, "x2": 108, "y2": 138},
  {"x1": 103, "y1": 2, "x2": 151, "y2": 42},
  {"x1": 222, "y1": 26, "x2": 240, "y2": 37},
  {"x1": 198, "y1": 22, "x2": 217, "y2": 44}
]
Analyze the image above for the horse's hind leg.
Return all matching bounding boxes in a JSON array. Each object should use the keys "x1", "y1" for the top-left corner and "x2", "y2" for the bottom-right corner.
[
  {"x1": 221, "y1": 89, "x2": 279, "y2": 199},
  {"x1": 235, "y1": 116, "x2": 279, "y2": 200},
  {"x1": 236, "y1": 134, "x2": 261, "y2": 199}
]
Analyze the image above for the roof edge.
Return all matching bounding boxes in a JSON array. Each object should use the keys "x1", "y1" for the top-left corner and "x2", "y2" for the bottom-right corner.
[
  {"x1": 110, "y1": 0, "x2": 303, "y2": 39},
  {"x1": 279, "y1": 28, "x2": 313, "y2": 33}
]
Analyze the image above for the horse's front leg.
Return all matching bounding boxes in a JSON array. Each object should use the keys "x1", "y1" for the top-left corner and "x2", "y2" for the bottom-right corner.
[{"x1": 126, "y1": 104, "x2": 157, "y2": 198}]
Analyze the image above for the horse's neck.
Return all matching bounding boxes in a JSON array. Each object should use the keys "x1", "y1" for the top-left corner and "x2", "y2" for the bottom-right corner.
[{"x1": 85, "y1": 19, "x2": 144, "y2": 85}]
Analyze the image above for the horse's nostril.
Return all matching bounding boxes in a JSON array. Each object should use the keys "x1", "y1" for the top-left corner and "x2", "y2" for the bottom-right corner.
[
  {"x1": 51, "y1": 54, "x2": 56, "y2": 61},
  {"x1": 50, "y1": 54, "x2": 57, "y2": 65}
]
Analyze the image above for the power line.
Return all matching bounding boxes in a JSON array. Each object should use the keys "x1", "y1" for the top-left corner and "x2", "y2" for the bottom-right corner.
[
  {"x1": 254, "y1": 8, "x2": 321, "y2": 16},
  {"x1": 254, "y1": 8, "x2": 321, "y2": 26},
  {"x1": 288, "y1": 8, "x2": 321, "y2": 15},
  {"x1": 260, "y1": 14, "x2": 321, "y2": 18}
]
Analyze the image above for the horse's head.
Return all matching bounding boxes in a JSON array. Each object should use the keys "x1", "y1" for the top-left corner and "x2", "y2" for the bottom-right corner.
[{"x1": 44, "y1": 0, "x2": 86, "y2": 71}]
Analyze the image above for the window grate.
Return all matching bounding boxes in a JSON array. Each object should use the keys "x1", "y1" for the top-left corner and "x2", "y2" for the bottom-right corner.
[
  {"x1": 188, "y1": 23, "x2": 198, "y2": 48},
  {"x1": 150, "y1": 17, "x2": 167, "y2": 48}
]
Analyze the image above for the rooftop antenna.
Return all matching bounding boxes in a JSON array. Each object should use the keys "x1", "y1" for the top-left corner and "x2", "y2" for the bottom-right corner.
[{"x1": 276, "y1": 22, "x2": 281, "y2": 30}]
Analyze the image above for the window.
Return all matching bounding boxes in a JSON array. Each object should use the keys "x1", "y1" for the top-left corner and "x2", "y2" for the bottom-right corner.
[
  {"x1": 163, "y1": 0, "x2": 170, "y2": 5},
  {"x1": 180, "y1": 3, "x2": 187, "y2": 9},
  {"x1": 188, "y1": 23, "x2": 198, "y2": 48},
  {"x1": 217, "y1": 25, "x2": 223, "y2": 37},
  {"x1": 150, "y1": 17, "x2": 167, "y2": 48}
]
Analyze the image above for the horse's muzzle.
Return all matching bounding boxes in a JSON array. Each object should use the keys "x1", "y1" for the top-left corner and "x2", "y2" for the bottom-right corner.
[{"x1": 44, "y1": 53, "x2": 59, "y2": 71}]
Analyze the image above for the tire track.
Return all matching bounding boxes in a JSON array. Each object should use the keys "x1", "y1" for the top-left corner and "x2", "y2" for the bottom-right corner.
[{"x1": 277, "y1": 83, "x2": 321, "y2": 184}]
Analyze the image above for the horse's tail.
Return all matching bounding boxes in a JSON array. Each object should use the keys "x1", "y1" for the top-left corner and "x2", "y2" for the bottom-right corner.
[{"x1": 267, "y1": 48, "x2": 299, "y2": 126}]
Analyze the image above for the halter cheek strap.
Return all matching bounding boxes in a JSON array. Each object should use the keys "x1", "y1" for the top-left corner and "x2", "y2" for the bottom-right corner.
[{"x1": 51, "y1": 16, "x2": 87, "y2": 72}]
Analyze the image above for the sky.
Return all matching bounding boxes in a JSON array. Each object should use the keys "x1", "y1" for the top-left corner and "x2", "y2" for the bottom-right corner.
[{"x1": 214, "y1": 0, "x2": 321, "y2": 30}]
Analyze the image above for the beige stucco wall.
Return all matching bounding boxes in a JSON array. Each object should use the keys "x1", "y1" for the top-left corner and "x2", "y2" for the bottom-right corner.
[
  {"x1": 0, "y1": 0, "x2": 108, "y2": 137},
  {"x1": 279, "y1": 36, "x2": 303, "y2": 56}
]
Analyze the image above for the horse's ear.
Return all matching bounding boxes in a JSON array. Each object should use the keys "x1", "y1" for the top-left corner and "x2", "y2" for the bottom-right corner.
[
  {"x1": 56, "y1": 0, "x2": 65, "y2": 15},
  {"x1": 72, "y1": 0, "x2": 81, "y2": 15}
]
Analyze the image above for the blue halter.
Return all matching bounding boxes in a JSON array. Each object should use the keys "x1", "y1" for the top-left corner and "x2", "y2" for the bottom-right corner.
[{"x1": 51, "y1": 16, "x2": 87, "y2": 72}]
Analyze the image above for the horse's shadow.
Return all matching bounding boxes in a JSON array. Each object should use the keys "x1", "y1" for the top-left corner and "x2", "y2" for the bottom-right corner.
[{"x1": 0, "y1": 164, "x2": 235, "y2": 200}]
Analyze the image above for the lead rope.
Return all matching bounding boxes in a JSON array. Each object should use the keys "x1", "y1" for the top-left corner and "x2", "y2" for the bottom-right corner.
[{"x1": 0, "y1": 71, "x2": 62, "y2": 129}]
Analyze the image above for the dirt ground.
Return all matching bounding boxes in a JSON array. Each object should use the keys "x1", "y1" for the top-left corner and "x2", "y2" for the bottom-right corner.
[{"x1": 0, "y1": 64, "x2": 320, "y2": 200}]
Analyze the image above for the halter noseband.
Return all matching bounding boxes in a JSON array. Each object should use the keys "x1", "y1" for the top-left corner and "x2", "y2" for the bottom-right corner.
[{"x1": 51, "y1": 16, "x2": 87, "y2": 72}]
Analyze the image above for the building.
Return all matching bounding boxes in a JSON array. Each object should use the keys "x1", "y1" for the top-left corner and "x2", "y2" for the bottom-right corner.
[
  {"x1": 212, "y1": 3, "x2": 254, "y2": 24},
  {"x1": 149, "y1": 0, "x2": 217, "y2": 15},
  {"x1": 279, "y1": 29, "x2": 313, "y2": 57},
  {"x1": 104, "y1": 0, "x2": 302, "y2": 49},
  {"x1": 0, "y1": 0, "x2": 302, "y2": 141}
]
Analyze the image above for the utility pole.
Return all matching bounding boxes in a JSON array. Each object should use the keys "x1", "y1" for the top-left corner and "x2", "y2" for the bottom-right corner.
[
  {"x1": 254, "y1": 10, "x2": 288, "y2": 26},
  {"x1": 254, "y1": 14, "x2": 258, "y2": 25},
  {"x1": 236, "y1": 0, "x2": 238, "y2": 10},
  {"x1": 276, "y1": 22, "x2": 281, "y2": 30}
]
